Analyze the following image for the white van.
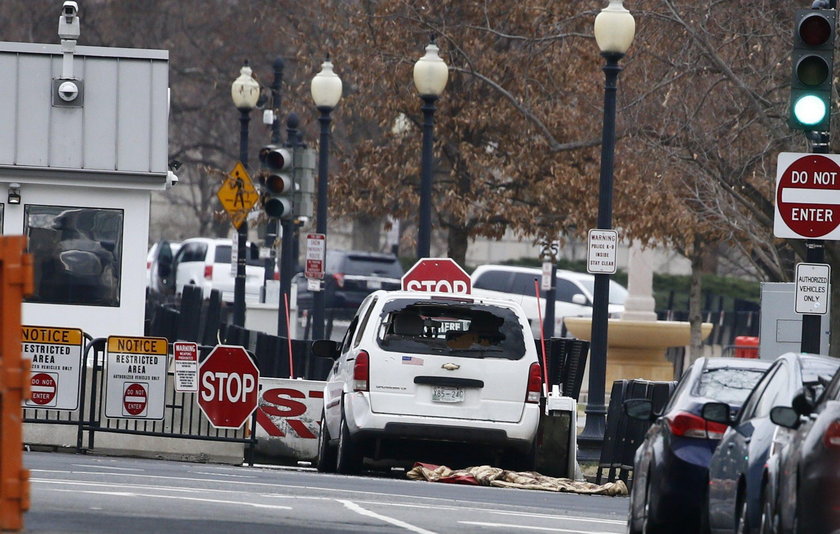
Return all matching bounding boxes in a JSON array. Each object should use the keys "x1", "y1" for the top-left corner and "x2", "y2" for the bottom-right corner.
[
  {"x1": 313, "y1": 290, "x2": 541, "y2": 474},
  {"x1": 470, "y1": 264, "x2": 628, "y2": 337},
  {"x1": 170, "y1": 237, "x2": 267, "y2": 303}
]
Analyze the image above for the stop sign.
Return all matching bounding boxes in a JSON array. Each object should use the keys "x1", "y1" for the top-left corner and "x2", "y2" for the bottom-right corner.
[
  {"x1": 198, "y1": 345, "x2": 260, "y2": 429},
  {"x1": 775, "y1": 152, "x2": 840, "y2": 239},
  {"x1": 402, "y1": 258, "x2": 471, "y2": 294}
]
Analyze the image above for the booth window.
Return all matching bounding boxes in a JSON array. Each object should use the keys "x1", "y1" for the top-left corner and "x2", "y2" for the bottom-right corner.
[{"x1": 24, "y1": 205, "x2": 123, "y2": 307}]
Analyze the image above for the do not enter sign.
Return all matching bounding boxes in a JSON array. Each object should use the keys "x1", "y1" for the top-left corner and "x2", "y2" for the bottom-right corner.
[
  {"x1": 775, "y1": 152, "x2": 840, "y2": 240},
  {"x1": 402, "y1": 258, "x2": 471, "y2": 294},
  {"x1": 198, "y1": 345, "x2": 260, "y2": 429}
]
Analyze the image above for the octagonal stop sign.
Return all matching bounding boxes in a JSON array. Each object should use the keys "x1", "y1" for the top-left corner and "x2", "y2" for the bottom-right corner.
[
  {"x1": 198, "y1": 345, "x2": 260, "y2": 429},
  {"x1": 402, "y1": 258, "x2": 471, "y2": 294}
]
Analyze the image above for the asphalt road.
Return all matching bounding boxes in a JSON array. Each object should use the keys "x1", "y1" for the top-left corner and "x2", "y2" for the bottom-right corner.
[{"x1": 23, "y1": 451, "x2": 630, "y2": 534}]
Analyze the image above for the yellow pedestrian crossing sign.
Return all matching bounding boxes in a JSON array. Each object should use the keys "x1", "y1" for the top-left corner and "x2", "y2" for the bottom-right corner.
[{"x1": 218, "y1": 161, "x2": 259, "y2": 228}]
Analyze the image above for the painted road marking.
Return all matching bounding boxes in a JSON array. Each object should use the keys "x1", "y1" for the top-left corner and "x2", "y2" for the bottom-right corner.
[
  {"x1": 339, "y1": 500, "x2": 436, "y2": 534},
  {"x1": 460, "y1": 522, "x2": 620, "y2": 533}
]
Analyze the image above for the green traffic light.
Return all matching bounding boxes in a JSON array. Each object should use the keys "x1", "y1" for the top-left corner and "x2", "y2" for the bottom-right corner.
[{"x1": 793, "y1": 94, "x2": 827, "y2": 125}]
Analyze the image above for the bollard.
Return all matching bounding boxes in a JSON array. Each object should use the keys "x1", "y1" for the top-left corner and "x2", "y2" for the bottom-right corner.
[{"x1": 0, "y1": 236, "x2": 33, "y2": 532}]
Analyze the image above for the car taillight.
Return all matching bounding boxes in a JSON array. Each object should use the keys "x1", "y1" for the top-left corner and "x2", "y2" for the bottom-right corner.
[
  {"x1": 353, "y1": 350, "x2": 369, "y2": 392},
  {"x1": 667, "y1": 411, "x2": 724, "y2": 439},
  {"x1": 823, "y1": 420, "x2": 840, "y2": 449},
  {"x1": 273, "y1": 271, "x2": 280, "y2": 281},
  {"x1": 333, "y1": 273, "x2": 345, "y2": 288},
  {"x1": 526, "y1": 362, "x2": 542, "y2": 403},
  {"x1": 203, "y1": 265, "x2": 213, "y2": 279}
]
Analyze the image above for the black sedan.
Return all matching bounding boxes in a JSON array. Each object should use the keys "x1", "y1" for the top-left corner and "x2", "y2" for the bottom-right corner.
[
  {"x1": 624, "y1": 356, "x2": 770, "y2": 534},
  {"x1": 703, "y1": 352, "x2": 839, "y2": 534},
  {"x1": 762, "y1": 367, "x2": 840, "y2": 534}
]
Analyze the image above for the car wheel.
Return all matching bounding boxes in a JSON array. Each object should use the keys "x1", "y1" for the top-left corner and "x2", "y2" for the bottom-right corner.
[
  {"x1": 759, "y1": 490, "x2": 776, "y2": 534},
  {"x1": 642, "y1": 470, "x2": 660, "y2": 534},
  {"x1": 316, "y1": 411, "x2": 336, "y2": 473},
  {"x1": 736, "y1": 498, "x2": 749, "y2": 534},
  {"x1": 336, "y1": 410, "x2": 362, "y2": 475}
]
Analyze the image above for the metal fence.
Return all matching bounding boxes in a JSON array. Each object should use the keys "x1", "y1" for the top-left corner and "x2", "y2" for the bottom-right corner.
[{"x1": 23, "y1": 337, "x2": 258, "y2": 463}]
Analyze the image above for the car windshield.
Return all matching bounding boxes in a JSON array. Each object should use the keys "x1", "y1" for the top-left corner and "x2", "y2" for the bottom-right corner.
[
  {"x1": 577, "y1": 278, "x2": 628, "y2": 305},
  {"x1": 340, "y1": 255, "x2": 403, "y2": 278},
  {"x1": 693, "y1": 367, "x2": 767, "y2": 405},
  {"x1": 376, "y1": 298, "x2": 527, "y2": 360}
]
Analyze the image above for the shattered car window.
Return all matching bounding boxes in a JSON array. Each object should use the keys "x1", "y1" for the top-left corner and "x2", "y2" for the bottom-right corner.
[
  {"x1": 694, "y1": 367, "x2": 766, "y2": 405},
  {"x1": 376, "y1": 298, "x2": 527, "y2": 360}
]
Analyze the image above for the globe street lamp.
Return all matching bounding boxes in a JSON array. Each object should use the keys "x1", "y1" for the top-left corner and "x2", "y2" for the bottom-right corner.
[
  {"x1": 413, "y1": 37, "x2": 448, "y2": 259},
  {"x1": 579, "y1": 0, "x2": 636, "y2": 461},
  {"x1": 310, "y1": 56, "x2": 343, "y2": 340},
  {"x1": 230, "y1": 60, "x2": 260, "y2": 327}
]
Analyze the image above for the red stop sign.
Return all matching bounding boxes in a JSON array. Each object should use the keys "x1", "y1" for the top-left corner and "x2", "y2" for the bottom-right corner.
[
  {"x1": 775, "y1": 153, "x2": 840, "y2": 238},
  {"x1": 198, "y1": 345, "x2": 260, "y2": 429},
  {"x1": 402, "y1": 258, "x2": 471, "y2": 294}
]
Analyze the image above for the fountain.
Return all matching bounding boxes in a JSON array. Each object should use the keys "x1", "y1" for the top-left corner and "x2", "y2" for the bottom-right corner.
[{"x1": 564, "y1": 242, "x2": 712, "y2": 385}]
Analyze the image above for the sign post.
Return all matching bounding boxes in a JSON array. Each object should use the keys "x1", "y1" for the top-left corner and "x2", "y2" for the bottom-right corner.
[
  {"x1": 198, "y1": 345, "x2": 260, "y2": 429},
  {"x1": 402, "y1": 258, "x2": 471, "y2": 294}
]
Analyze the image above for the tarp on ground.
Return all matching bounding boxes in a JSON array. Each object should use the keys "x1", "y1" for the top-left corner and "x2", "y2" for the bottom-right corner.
[{"x1": 406, "y1": 463, "x2": 628, "y2": 496}]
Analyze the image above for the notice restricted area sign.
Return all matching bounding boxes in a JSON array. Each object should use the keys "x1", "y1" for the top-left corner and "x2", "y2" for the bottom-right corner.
[
  {"x1": 21, "y1": 326, "x2": 84, "y2": 410},
  {"x1": 104, "y1": 336, "x2": 168, "y2": 420}
]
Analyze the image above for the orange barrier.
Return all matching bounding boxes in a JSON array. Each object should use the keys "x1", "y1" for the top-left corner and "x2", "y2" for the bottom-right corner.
[
  {"x1": 0, "y1": 236, "x2": 33, "y2": 532},
  {"x1": 733, "y1": 336, "x2": 760, "y2": 359}
]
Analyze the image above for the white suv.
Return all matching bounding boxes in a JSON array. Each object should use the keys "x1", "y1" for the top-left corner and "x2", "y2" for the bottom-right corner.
[
  {"x1": 171, "y1": 237, "x2": 266, "y2": 303},
  {"x1": 313, "y1": 289, "x2": 542, "y2": 474},
  {"x1": 470, "y1": 264, "x2": 628, "y2": 337}
]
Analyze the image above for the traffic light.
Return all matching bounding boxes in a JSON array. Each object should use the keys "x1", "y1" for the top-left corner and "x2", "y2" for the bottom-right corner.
[
  {"x1": 790, "y1": 9, "x2": 836, "y2": 131},
  {"x1": 258, "y1": 145, "x2": 295, "y2": 219}
]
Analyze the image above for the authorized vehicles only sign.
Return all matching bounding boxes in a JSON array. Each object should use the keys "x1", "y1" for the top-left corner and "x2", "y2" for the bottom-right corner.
[
  {"x1": 21, "y1": 326, "x2": 84, "y2": 410},
  {"x1": 105, "y1": 336, "x2": 168, "y2": 420}
]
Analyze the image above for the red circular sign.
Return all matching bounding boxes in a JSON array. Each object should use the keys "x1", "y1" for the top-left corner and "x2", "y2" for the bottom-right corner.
[
  {"x1": 124, "y1": 383, "x2": 147, "y2": 416},
  {"x1": 402, "y1": 258, "x2": 471, "y2": 294},
  {"x1": 30, "y1": 373, "x2": 56, "y2": 405},
  {"x1": 198, "y1": 346, "x2": 260, "y2": 429},
  {"x1": 777, "y1": 154, "x2": 840, "y2": 238}
]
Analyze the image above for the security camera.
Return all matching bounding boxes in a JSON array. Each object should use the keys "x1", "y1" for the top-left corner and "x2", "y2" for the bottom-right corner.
[
  {"x1": 62, "y1": 1, "x2": 78, "y2": 19},
  {"x1": 58, "y1": 1, "x2": 80, "y2": 40}
]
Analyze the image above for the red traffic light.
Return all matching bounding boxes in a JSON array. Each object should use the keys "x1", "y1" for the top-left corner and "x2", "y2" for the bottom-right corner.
[{"x1": 799, "y1": 13, "x2": 833, "y2": 46}]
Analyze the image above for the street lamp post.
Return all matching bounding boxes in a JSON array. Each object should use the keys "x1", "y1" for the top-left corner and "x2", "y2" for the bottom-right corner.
[
  {"x1": 413, "y1": 37, "x2": 448, "y2": 259},
  {"x1": 310, "y1": 56, "x2": 343, "y2": 340},
  {"x1": 578, "y1": 0, "x2": 636, "y2": 461},
  {"x1": 230, "y1": 61, "x2": 260, "y2": 328}
]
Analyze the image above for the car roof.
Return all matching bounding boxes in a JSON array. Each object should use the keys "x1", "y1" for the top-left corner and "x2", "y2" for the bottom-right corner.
[
  {"x1": 369, "y1": 289, "x2": 529, "y2": 312},
  {"x1": 470, "y1": 263, "x2": 599, "y2": 281}
]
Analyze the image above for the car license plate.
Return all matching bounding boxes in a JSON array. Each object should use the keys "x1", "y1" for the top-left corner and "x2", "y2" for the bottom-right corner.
[
  {"x1": 432, "y1": 386, "x2": 464, "y2": 403},
  {"x1": 367, "y1": 279, "x2": 382, "y2": 289}
]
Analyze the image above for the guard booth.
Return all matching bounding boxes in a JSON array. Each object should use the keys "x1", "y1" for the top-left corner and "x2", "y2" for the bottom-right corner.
[{"x1": 0, "y1": 27, "x2": 172, "y2": 338}]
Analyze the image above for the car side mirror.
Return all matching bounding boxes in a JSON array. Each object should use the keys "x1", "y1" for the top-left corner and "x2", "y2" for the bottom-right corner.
[
  {"x1": 571, "y1": 294, "x2": 587, "y2": 305},
  {"x1": 701, "y1": 402, "x2": 732, "y2": 425},
  {"x1": 311, "y1": 339, "x2": 339, "y2": 360},
  {"x1": 770, "y1": 406, "x2": 801, "y2": 430},
  {"x1": 791, "y1": 387, "x2": 816, "y2": 417},
  {"x1": 623, "y1": 398, "x2": 654, "y2": 421}
]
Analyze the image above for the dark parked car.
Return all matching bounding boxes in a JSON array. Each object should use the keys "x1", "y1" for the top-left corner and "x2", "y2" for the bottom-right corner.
[
  {"x1": 625, "y1": 357, "x2": 770, "y2": 534},
  {"x1": 703, "y1": 352, "x2": 839, "y2": 534},
  {"x1": 295, "y1": 250, "x2": 403, "y2": 312},
  {"x1": 761, "y1": 367, "x2": 840, "y2": 534}
]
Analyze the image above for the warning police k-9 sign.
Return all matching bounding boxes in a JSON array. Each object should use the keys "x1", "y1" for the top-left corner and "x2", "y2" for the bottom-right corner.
[{"x1": 775, "y1": 152, "x2": 840, "y2": 240}]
